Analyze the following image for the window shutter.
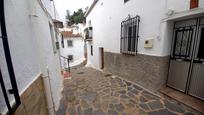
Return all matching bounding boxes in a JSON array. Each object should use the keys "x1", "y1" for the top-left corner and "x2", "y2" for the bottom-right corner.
[{"x1": 190, "y1": 0, "x2": 199, "y2": 9}]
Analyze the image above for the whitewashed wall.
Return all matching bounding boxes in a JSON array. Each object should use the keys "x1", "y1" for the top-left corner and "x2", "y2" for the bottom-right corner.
[
  {"x1": 167, "y1": 0, "x2": 204, "y2": 12},
  {"x1": 41, "y1": 0, "x2": 55, "y2": 18},
  {"x1": 86, "y1": 0, "x2": 167, "y2": 68},
  {"x1": 0, "y1": 1, "x2": 42, "y2": 112},
  {"x1": 29, "y1": 0, "x2": 63, "y2": 110},
  {"x1": 0, "y1": 0, "x2": 63, "y2": 112},
  {"x1": 86, "y1": 0, "x2": 204, "y2": 69},
  {"x1": 61, "y1": 37, "x2": 85, "y2": 67}
]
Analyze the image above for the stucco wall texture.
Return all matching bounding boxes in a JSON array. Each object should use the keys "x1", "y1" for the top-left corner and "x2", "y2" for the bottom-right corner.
[
  {"x1": 0, "y1": 0, "x2": 63, "y2": 113},
  {"x1": 85, "y1": 0, "x2": 204, "y2": 92},
  {"x1": 61, "y1": 37, "x2": 85, "y2": 67}
]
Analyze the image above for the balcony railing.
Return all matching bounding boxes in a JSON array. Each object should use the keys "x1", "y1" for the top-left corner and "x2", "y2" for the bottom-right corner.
[{"x1": 84, "y1": 27, "x2": 93, "y2": 41}]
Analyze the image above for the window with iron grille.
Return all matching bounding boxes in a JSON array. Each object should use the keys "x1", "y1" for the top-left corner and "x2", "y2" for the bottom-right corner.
[
  {"x1": 120, "y1": 15, "x2": 140, "y2": 55},
  {"x1": 91, "y1": 45, "x2": 93, "y2": 56},
  {"x1": 61, "y1": 34, "x2": 64, "y2": 48},
  {"x1": 172, "y1": 28, "x2": 194, "y2": 60},
  {"x1": 67, "y1": 40, "x2": 73, "y2": 47}
]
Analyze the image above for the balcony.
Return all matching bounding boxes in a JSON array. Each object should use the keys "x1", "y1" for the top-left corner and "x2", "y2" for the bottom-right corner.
[{"x1": 84, "y1": 27, "x2": 93, "y2": 41}]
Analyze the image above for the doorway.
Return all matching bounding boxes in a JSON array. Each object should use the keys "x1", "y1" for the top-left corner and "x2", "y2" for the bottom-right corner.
[
  {"x1": 99, "y1": 47, "x2": 104, "y2": 69},
  {"x1": 167, "y1": 17, "x2": 204, "y2": 100}
]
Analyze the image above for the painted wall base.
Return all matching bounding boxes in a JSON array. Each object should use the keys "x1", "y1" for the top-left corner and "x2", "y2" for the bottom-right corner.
[{"x1": 104, "y1": 52, "x2": 170, "y2": 91}]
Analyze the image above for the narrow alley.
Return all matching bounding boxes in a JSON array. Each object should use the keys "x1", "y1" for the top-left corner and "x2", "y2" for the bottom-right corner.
[
  {"x1": 1, "y1": 0, "x2": 204, "y2": 114},
  {"x1": 57, "y1": 64, "x2": 198, "y2": 115}
]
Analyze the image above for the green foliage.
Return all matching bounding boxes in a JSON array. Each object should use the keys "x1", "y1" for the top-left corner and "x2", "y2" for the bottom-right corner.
[{"x1": 65, "y1": 9, "x2": 85, "y2": 26}]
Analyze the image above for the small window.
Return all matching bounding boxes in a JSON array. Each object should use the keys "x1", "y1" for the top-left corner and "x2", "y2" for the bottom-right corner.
[
  {"x1": 67, "y1": 40, "x2": 73, "y2": 47},
  {"x1": 61, "y1": 34, "x2": 64, "y2": 48},
  {"x1": 91, "y1": 45, "x2": 93, "y2": 56},
  {"x1": 171, "y1": 20, "x2": 196, "y2": 60},
  {"x1": 121, "y1": 15, "x2": 140, "y2": 55},
  {"x1": 172, "y1": 28, "x2": 193, "y2": 59},
  {"x1": 190, "y1": 0, "x2": 199, "y2": 9},
  {"x1": 124, "y1": 0, "x2": 130, "y2": 3},
  {"x1": 68, "y1": 55, "x2": 73, "y2": 62}
]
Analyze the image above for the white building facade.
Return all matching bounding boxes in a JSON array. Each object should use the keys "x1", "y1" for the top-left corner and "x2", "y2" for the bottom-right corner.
[
  {"x1": 85, "y1": 0, "x2": 204, "y2": 101},
  {"x1": 0, "y1": 0, "x2": 63, "y2": 114},
  {"x1": 60, "y1": 31, "x2": 85, "y2": 67}
]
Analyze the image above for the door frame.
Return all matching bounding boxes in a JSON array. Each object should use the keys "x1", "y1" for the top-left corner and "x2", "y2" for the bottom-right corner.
[
  {"x1": 99, "y1": 47, "x2": 104, "y2": 69},
  {"x1": 167, "y1": 17, "x2": 204, "y2": 100}
]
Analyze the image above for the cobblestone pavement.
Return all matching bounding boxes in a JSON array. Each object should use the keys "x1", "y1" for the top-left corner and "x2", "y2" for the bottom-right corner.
[{"x1": 57, "y1": 65, "x2": 200, "y2": 115}]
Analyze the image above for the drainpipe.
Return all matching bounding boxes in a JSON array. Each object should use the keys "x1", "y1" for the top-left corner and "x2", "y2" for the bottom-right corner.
[{"x1": 42, "y1": 67, "x2": 56, "y2": 115}]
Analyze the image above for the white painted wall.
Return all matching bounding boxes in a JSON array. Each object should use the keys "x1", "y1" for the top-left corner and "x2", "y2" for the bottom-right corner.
[
  {"x1": 0, "y1": 1, "x2": 42, "y2": 112},
  {"x1": 167, "y1": 0, "x2": 204, "y2": 13},
  {"x1": 86, "y1": 42, "x2": 94, "y2": 67},
  {"x1": 73, "y1": 27, "x2": 78, "y2": 35},
  {"x1": 41, "y1": 0, "x2": 55, "y2": 18},
  {"x1": 71, "y1": 24, "x2": 86, "y2": 35},
  {"x1": 86, "y1": 0, "x2": 204, "y2": 69},
  {"x1": 61, "y1": 37, "x2": 85, "y2": 67},
  {"x1": 86, "y1": 0, "x2": 167, "y2": 68},
  {"x1": 0, "y1": 0, "x2": 63, "y2": 113},
  {"x1": 29, "y1": 0, "x2": 63, "y2": 110},
  {"x1": 77, "y1": 23, "x2": 86, "y2": 35}
]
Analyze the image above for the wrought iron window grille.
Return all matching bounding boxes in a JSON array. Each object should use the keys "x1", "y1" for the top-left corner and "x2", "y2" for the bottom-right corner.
[
  {"x1": 171, "y1": 26, "x2": 196, "y2": 61},
  {"x1": 171, "y1": 18, "x2": 204, "y2": 64},
  {"x1": 120, "y1": 15, "x2": 140, "y2": 55}
]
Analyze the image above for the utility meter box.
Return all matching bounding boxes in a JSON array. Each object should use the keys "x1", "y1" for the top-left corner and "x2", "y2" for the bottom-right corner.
[{"x1": 144, "y1": 39, "x2": 154, "y2": 48}]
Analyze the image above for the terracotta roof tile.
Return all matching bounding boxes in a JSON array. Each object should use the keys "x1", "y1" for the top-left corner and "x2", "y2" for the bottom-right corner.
[{"x1": 62, "y1": 31, "x2": 82, "y2": 38}]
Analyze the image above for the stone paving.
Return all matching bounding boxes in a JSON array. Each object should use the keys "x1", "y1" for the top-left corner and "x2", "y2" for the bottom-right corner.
[{"x1": 57, "y1": 65, "x2": 200, "y2": 115}]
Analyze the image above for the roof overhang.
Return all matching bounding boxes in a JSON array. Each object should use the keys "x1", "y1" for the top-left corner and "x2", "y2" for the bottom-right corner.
[
  {"x1": 84, "y1": 0, "x2": 98, "y2": 17},
  {"x1": 53, "y1": 19, "x2": 63, "y2": 28},
  {"x1": 163, "y1": 7, "x2": 204, "y2": 22}
]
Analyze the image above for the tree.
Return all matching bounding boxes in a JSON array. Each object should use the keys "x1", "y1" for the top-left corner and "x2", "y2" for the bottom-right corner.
[{"x1": 65, "y1": 9, "x2": 85, "y2": 26}]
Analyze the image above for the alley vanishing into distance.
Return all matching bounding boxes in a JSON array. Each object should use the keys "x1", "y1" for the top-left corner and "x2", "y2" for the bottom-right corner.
[
  {"x1": 57, "y1": 64, "x2": 199, "y2": 115},
  {"x1": 1, "y1": 0, "x2": 204, "y2": 114}
]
